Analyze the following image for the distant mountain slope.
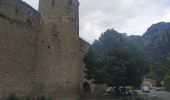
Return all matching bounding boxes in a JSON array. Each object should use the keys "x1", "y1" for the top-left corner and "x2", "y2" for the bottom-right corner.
[
  {"x1": 143, "y1": 22, "x2": 170, "y2": 48},
  {"x1": 142, "y1": 22, "x2": 170, "y2": 80},
  {"x1": 127, "y1": 22, "x2": 170, "y2": 80}
]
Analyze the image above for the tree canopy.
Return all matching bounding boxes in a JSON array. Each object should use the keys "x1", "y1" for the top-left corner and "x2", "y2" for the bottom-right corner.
[{"x1": 84, "y1": 29, "x2": 150, "y2": 88}]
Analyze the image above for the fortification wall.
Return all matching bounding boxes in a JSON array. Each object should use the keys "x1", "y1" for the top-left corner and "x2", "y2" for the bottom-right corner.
[
  {"x1": 0, "y1": 0, "x2": 39, "y2": 99},
  {"x1": 79, "y1": 38, "x2": 96, "y2": 96},
  {"x1": 0, "y1": 0, "x2": 92, "y2": 99},
  {"x1": 0, "y1": 0, "x2": 40, "y2": 27},
  {"x1": 79, "y1": 39, "x2": 107, "y2": 96},
  {"x1": 37, "y1": 0, "x2": 80, "y2": 100}
]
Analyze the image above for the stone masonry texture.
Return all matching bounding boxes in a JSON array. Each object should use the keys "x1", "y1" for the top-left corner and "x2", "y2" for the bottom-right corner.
[{"x1": 0, "y1": 0, "x2": 92, "y2": 100}]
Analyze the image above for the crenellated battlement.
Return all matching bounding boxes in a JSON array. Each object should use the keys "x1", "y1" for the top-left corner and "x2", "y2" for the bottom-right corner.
[
  {"x1": 0, "y1": 0, "x2": 40, "y2": 26},
  {"x1": 39, "y1": 0, "x2": 79, "y2": 13}
]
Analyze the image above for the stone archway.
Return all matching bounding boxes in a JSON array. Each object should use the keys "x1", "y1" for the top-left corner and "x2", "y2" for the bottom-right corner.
[{"x1": 83, "y1": 82, "x2": 91, "y2": 97}]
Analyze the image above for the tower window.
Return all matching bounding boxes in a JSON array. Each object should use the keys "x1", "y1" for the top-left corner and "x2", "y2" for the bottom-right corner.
[
  {"x1": 15, "y1": 6, "x2": 18, "y2": 14},
  {"x1": 54, "y1": 34, "x2": 58, "y2": 37},
  {"x1": 52, "y1": 0, "x2": 55, "y2": 6},
  {"x1": 42, "y1": 40, "x2": 44, "y2": 43},
  {"x1": 28, "y1": 11, "x2": 31, "y2": 15}
]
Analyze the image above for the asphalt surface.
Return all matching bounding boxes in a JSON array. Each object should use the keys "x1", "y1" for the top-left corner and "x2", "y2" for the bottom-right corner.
[
  {"x1": 82, "y1": 90, "x2": 170, "y2": 100},
  {"x1": 148, "y1": 90, "x2": 170, "y2": 100}
]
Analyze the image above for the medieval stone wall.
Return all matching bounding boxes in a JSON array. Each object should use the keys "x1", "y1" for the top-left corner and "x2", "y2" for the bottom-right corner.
[
  {"x1": 0, "y1": 0, "x2": 40, "y2": 99},
  {"x1": 79, "y1": 38, "x2": 96, "y2": 96},
  {"x1": 37, "y1": 0, "x2": 80, "y2": 100},
  {"x1": 0, "y1": 0, "x2": 92, "y2": 99}
]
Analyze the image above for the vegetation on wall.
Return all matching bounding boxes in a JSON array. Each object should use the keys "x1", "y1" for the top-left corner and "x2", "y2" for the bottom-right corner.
[
  {"x1": 7, "y1": 94, "x2": 53, "y2": 100},
  {"x1": 8, "y1": 94, "x2": 19, "y2": 100}
]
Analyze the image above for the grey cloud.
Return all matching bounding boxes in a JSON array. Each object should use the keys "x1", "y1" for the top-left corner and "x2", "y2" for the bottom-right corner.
[
  {"x1": 24, "y1": 0, "x2": 170, "y2": 43},
  {"x1": 23, "y1": 0, "x2": 39, "y2": 10},
  {"x1": 79, "y1": 0, "x2": 170, "y2": 43}
]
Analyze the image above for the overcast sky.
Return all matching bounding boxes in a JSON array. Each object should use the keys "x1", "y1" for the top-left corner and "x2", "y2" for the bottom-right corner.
[{"x1": 23, "y1": 0, "x2": 170, "y2": 43}]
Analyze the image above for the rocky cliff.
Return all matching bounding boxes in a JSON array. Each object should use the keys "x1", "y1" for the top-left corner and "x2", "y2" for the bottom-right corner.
[{"x1": 143, "y1": 22, "x2": 170, "y2": 48}]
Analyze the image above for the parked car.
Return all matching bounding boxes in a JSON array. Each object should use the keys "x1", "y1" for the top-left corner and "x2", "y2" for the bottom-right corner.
[
  {"x1": 106, "y1": 87, "x2": 116, "y2": 95},
  {"x1": 124, "y1": 87, "x2": 133, "y2": 96},
  {"x1": 155, "y1": 87, "x2": 165, "y2": 91},
  {"x1": 142, "y1": 86, "x2": 150, "y2": 92}
]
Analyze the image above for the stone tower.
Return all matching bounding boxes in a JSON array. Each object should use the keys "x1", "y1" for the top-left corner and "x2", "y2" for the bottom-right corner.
[{"x1": 38, "y1": 0, "x2": 80, "y2": 99}]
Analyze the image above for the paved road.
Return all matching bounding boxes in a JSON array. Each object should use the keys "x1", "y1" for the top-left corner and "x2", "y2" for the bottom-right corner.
[
  {"x1": 82, "y1": 98, "x2": 122, "y2": 100},
  {"x1": 148, "y1": 90, "x2": 170, "y2": 100},
  {"x1": 82, "y1": 90, "x2": 170, "y2": 100}
]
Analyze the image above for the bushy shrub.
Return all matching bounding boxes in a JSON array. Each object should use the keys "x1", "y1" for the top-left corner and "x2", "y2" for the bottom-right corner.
[
  {"x1": 8, "y1": 94, "x2": 19, "y2": 100},
  {"x1": 164, "y1": 75, "x2": 170, "y2": 91},
  {"x1": 37, "y1": 96, "x2": 52, "y2": 100}
]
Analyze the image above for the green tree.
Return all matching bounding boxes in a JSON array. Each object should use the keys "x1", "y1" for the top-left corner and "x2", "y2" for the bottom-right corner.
[{"x1": 84, "y1": 29, "x2": 150, "y2": 94}]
